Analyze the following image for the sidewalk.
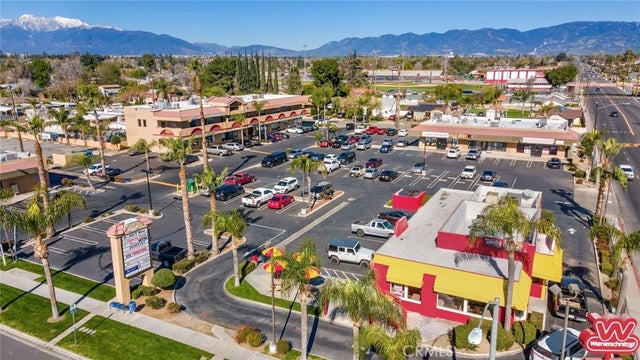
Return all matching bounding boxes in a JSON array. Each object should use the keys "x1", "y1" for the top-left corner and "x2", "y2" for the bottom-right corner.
[{"x1": 0, "y1": 268, "x2": 277, "y2": 360}]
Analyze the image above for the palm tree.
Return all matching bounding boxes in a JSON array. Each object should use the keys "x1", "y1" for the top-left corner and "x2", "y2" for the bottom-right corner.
[
  {"x1": 78, "y1": 84, "x2": 107, "y2": 180},
  {"x1": 160, "y1": 136, "x2": 197, "y2": 260},
  {"x1": 289, "y1": 155, "x2": 327, "y2": 211},
  {"x1": 25, "y1": 114, "x2": 54, "y2": 236},
  {"x1": 130, "y1": 138, "x2": 158, "y2": 172},
  {"x1": 509, "y1": 88, "x2": 534, "y2": 117},
  {"x1": 187, "y1": 59, "x2": 209, "y2": 170},
  {"x1": 612, "y1": 230, "x2": 640, "y2": 314},
  {"x1": 155, "y1": 78, "x2": 171, "y2": 101},
  {"x1": 357, "y1": 324, "x2": 422, "y2": 360},
  {"x1": 8, "y1": 86, "x2": 25, "y2": 152},
  {"x1": 0, "y1": 186, "x2": 85, "y2": 320},
  {"x1": 252, "y1": 100, "x2": 266, "y2": 141},
  {"x1": 212, "y1": 209, "x2": 247, "y2": 287},
  {"x1": 594, "y1": 137, "x2": 626, "y2": 222},
  {"x1": 231, "y1": 113, "x2": 246, "y2": 144},
  {"x1": 319, "y1": 270, "x2": 407, "y2": 360},
  {"x1": 198, "y1": 167, "x2": 230, "y2": 255},
  {"x1": 70, "y1": 153, "x2": 97, "y2": 190},
  {"x1": 47, "y1": 107, "x2": 73, "y2": 145},
  {"x1": 468, "y1": 195, "x2": 537, "y2": 332},
  {"x1": 279, "y1": 239, "x2": 322, "y2": 360},
  {"x1": 70, "y1": 111, "x2": 93, "y2": 147}
]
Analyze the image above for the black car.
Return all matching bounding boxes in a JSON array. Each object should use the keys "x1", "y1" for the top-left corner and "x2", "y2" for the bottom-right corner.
[
  {"x1": 480, "y1": 170, "x2": 496, "y2": 182},
  {"x1": 337, "y1": 151, "x2": 356, "y2": 165},
  {"x1": 377, "y1": 210, "x2": 412, "y2": 224},
  {"x1": 214, "y1": 184, "x2": 244, "y2": 201},
  {"x1": 546, "y1": 157, "x2": 562, "y2": 169},
  {"x1": 345, "y1": 123, "x2": 355, "y2": 131},
  {"x1": 379, "y1": 169, "x2": 398, "y2": 182},
  {"x1": 609, "y1": 111, "x2": 619, "y2": 117},
  {"x1": 308, "y1": 152, "x2": 326, "y2": 162},
  {"x1": 243, "y1": 139, "x2": 255, "y2": 148},
  {"x1": 184, "y1": 154, "x2": 199, "y2": 164},
  {"x1": 97, "y1": 167, "x2": 123, "y2": 177},
  {"x1": 386, "y1": 128, "x2": 398, "y2": 136}
]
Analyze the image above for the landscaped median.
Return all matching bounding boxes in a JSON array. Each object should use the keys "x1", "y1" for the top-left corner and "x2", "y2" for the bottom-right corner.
[{"x1": 0, "y1": 259, "x2": 212, "y2": 360}]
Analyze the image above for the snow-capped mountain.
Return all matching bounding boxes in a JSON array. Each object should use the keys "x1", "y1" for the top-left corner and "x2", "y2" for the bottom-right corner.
[{"x1": 0, "y1": 13, "x2": 120, "y2": 32}]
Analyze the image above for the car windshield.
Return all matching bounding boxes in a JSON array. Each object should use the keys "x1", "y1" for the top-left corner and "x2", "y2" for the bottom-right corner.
[
  {"x1": 382, "y1": 221, "x2": 394, "y2": 229},
  {"x1": 276, "y1": 180, "x2": 288, "y2": 186}
]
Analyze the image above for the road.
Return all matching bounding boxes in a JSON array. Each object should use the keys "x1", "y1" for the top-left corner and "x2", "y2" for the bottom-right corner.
[{"x1": 0, "y1": 331, "x2": 67, "y2": 360}]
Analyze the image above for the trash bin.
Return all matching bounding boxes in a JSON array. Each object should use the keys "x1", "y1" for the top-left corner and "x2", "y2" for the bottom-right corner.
[
  {"x1": 186, "y1": 178, "x2": 196, "y2": 194},
  {"x1": 128, "y1": 300, "x2": 136, "y2": 313}
]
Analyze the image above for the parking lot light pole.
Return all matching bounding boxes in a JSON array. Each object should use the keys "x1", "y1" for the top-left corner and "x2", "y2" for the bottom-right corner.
[
  {"x1": 468, "y1": 297, "x2": 500, "y2": 360},
  {"x1": 141, "y1": 169, "x2": 154, "y2": 214},
  {"x1": 549, "y1": 283, "x2": 580, "y2": 360}
]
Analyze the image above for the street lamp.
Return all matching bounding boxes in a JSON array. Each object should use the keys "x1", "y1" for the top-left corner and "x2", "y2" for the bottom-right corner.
[
  {"x1": 468, "y1": 297, "x2": 500, "y2": 360},
  {"x1": 141, "y1": 169, "x2": 154, "y2": 214},
  {"x1": 549, "y1": 283, "x2": 581, "y2": 360}
]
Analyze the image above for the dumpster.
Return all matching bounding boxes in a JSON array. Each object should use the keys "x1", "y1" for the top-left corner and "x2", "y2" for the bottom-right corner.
[{"x1": 187, "y1": 178, "x2": 196, "y2": 193}]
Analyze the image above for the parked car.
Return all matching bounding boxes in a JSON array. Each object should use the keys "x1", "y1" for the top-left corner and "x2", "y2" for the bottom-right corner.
[
  {"x1": 386, "y1": 128, "x2": 398, "y2": 136},
  {"x1": 214, "y1": 184, "x2": 245, "y2": 201},
  {"x1": 267, "y1": 194, "x2": 295, "y2": 209},
  {"x1": 287, "y1": 149, "x2": 304, "y2": 160},
  {"x1": 349, "y1": 165, "x2": 366, "y2": 177},
  {"x1": 380, "y1": 144, "x2": 393, "y2": 153},
  {"x1": 351, "y1": 218, "x2": 394, "y2": 238},
  {"x1": 310, "y1": 181, "x2": 334, "y2": 200},
  {"x1": 546, "y1": 157, "x2": 562, "y2": 169},
  {"x1": 466, "y1": 148, "x2": 481, "y2": 160},
  {"x1": 529, "y1": 328, "x2": 587, "y2": 360},
  {"x1": 285, "y1": 127, "x2": 304, "y2": 134},
  {"x1": 96, "y1": 167, "x2": 123, "y2": 177},
  {"x1": 261, "y1": 151, "x2": 288, "y2": 167},
  {"x1": 224, "y1": 142, "x2": 244, "y2": 151},
  {"x1": 619, "y1": 164, "x2": 635, "y2": 180},
  {"x1": 308, "y1": 152, "x2": 326, "y2": 162},
  {"x1": 377, "y1": 210, "x2": 412, "y2": 224},
  {"x1": 128, "y1": 148, "x2": 144, "y2": 156},
  {"x1": 398, "y1": 129, "x2": 409, "y2": 137},
  {"x1": 411, "y1": 162, "x2": 425, "y2": 173},
  {"x1": 347, "y1": 136, "x2": 361, "y2": 144},
  {"x1": 366, "y1": 158, "x2": 383, "y2": 168},
  {"x1": 396, "y1": 139, "x2": 409, "y2": 147},
  {"x1": 207, "y1": 144, "x2": 232, "y2": 156},
  {"x1": 341, "y1": 141, "x2": 356, "y2": 150},
  {"x1": 184, "y1": 154, "x2": 199, "y2": 164},
  {"x1": 379, "y1": 169, "x2": 398, "y2": 182},
  {"x1": 460, "y1": 165, "x2": 477, "y2": 179},
  {"x1": 491, "y1": 181, "x2": 509, "y2": 188},
  {"x1": 224, "y1": 172, "x2": 256, "y2": 185},
  {"x1": 480, "y1": 170, "x2": 496, "y2": 182},
  {"x1": 356, "y1": 141, "x2": 371, "y2": 150},
  {"x1": 337, "y1": 151, "x2": 356, "y2": 165},
  {"x1": 388, "y1": 114, "x2": 397, "y2": 121},
  {"x1": 321, "y1": 159, "x2": 341, "y2": 173},
  {"x1": 326, "y1": 239, "x2": 374, "y2": 268},
  {"x1": 319, "y1": 139, "x2": 333, "y2": 148},
  {"x1": 549, "y1": 276, "x2": 589, "y2": 323},
  {"x1": 609, "y1": 110, "x2": 619, "y2": 117},
  {"x1": 243, "y1": 139, "x2": 255, "y2": 148},
  {"x1": 273, "y1": 177, "x2": 299, "y2": 193},
  {"x1": 324, "y1": 154, "x2": 339, "y2": 162},
  {"x1": 345, "y1": 123, "x2": 355, "y2": 130},
  {"x1": 363, "y1": 167, "x2": 381, "y2": 179},
  {"x1": 447, "y1": 148, "x2": 461, "y2": 159},
  {"x1": 275, "y1": 132, "x2": 290, "y2": 139},
  {"x1": 242, "y1": 188, "x2": 275, "y2": 208},
  {"x1": 88, "y1": 163, "x2": 110, "y2": 176},
  {"x1": 364, "y1": 126, "x2": 379, "y2": 135},
  {"x1": 150, "y1": 240, "x2": 187, "y2": 267}
]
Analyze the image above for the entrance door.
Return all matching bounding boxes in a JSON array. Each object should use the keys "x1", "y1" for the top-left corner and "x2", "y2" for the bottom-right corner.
[{"x1": 531, "y1": 144, "x2": 543, "y2": 157}]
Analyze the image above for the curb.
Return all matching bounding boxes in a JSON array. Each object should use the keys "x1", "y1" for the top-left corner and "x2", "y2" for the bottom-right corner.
[{"x1": 0, "y1": 324, "x2": 89, "y2": 360}]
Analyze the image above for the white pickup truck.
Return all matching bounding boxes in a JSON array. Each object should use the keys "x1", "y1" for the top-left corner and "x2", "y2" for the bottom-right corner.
[
  {"x1": 351, "y1": 219, "x2": 395, "y2": 238},
  {"x1": 241, "y1": 188, "x2": 275, "y2": 208}
]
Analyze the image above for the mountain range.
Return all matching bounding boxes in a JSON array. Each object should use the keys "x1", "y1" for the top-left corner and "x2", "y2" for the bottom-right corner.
[{"x1": 1, "y1": 14, "x2": 638, "y2": 56}]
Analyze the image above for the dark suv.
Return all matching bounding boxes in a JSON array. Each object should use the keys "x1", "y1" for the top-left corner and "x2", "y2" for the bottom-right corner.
[
  {"x1": 337, "y1": 151, "x2": 356, "y2": 165},
  {"x1": 310, "y1": 181, "x2": 334, "y2": 200},
  {"x1": 261, "y1": 151, "x2": 288, "y2": 167},
  {"x1": 214, "y1": 184, "x2": 244, "y2": 201}
]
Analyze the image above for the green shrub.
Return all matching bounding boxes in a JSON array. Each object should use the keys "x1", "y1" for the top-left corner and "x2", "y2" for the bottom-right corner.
[
  {"x1": 145, "y1": 296, "x2": 165, "y2": 309},
  {"x1": 276, "y1": 339, "x2": 292, "y2": 354},
  {"x1": 137, "y1": 207, "x2": 148, "y2": 214},
  {"x1": 83, "y1": 217, "x2": 94, "y2": 223},
  {"x1": 605, "y1": 278, "x2": 620, "y2": 291},
  {"x1": 131, "y1": 285, "x2": 160, "y2": 299},
  {"x1": 512, "y1": 321, "x2": 537, "y2": 346},
  {"x1": 528, "y1": 312, "x2": 544, "y2": 332},
  {"x1": 245, "y1": 329, "x2": 266, "y2": 347},
  {"x1": 451, "y1": 321, "x2": 481, "y2": 350},
  {"x1": 195, "y1": 250, "x2": 210, "y2": 264},
  {"x1": 61, "y1": 177, "x2": 74, "y2": 187},
  {"x1": 574, "y1": 169, "x2": 586, "y2": 179},
  {"x1": 167, "y1": 302, "x2": 182, "y2": 313},
  {"x1": 235, "y1": 325, "x2": 259, "y2": 343},
  {"x1": 124, "y1": 204, "x2": 140, "y2": 212},
  {"x1": 151, "y1": 268, "x2": 176, "y2": 289},
  {"x1": 491, "y1": 325, "x2": 515, "y2": 351},
  {"x1": 172, "y1": 258, "x2": 195, "y2": 274},
  {"x1": 110, "y1": 135, "x2": 121, "y2": 145},
  {"x1": 601, "y1": 259, "x2": 614, "y2": 277},
  {"x1": 152, "y1": 211, "x2": 161, "y2": 217},
  {"x1": 540, "y1": 209, "x2": 556, "y2": 224},
  {"x1": 241, "y1": 260, "x2": 257, "y2": 279}
]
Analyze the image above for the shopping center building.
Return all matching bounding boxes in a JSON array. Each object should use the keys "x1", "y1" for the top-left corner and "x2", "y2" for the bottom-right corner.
[
  {"x1": 123, "y1": 94, "x2": 311, "y2": 148},
  {"x1": 372, "y1": 185, "x2": 563, "y2": 325}
]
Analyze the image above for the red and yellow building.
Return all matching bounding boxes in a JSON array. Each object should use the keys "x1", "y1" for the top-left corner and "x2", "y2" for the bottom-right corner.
[{"x1": 372, "y1": 185, "x2": 563, "y2": 325}]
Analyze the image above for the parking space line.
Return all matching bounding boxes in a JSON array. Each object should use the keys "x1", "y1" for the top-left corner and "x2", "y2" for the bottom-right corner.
[
  {"x1": 510, "y1": 159, "x2": 518, "y2": 167},
  {"x1": 48, "y1": 247, "x2": 73, "y2": 255},
  {"x1": 62, "y1": 234, "x2": 99, "y2": 246},
  {"x1": 82, "y1": 226, "x2": 109, "y2": 235},
  {"x1": 391, "y1": 172, "x2": 407, "y2": 184},
  {"x1": 427, "y1": 170, "x2": 449, "y2": 189},
  {"x1": 526, "y1": 161, "x2": 533, "y2": 168},
  {"x1": 275, "y1": 201, "x2": 300, "y2": 214},
  {"x1": 492, "y1": 158, "x2": 501, "y2": 165}
]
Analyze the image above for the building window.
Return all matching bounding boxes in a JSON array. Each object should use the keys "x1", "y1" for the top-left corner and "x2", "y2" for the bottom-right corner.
[
  {"x1": 389, "y1": 283, "x2": 421, "y2": 303},
  {"x1": 437, "y1": 293, "x2": 493, "y2": 319},
  {"x1": 137, "y1": 119, "x2": 141, "y2": 127},
  {"x1": 143, "y1": 119, "x2": 147, "y2": 127}
]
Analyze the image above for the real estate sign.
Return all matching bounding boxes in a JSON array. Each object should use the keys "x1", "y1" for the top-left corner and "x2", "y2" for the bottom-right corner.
[{"x1": 121, "y1": 227, "x2": 152, "y2": 278}]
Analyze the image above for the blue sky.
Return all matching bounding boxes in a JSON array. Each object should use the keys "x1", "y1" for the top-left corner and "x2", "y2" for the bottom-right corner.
[{"x1": 2, "y1": 1, "x2": 639, "y2": 50}]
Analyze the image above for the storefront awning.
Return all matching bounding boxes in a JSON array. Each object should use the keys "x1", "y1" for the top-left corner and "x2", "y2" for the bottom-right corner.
[
  {"x1": 532, "y1": 248, "x2": 563, "y2": 283},
  {"x1": 386, "y1": 265, "x2": 423, "y2": 288}
]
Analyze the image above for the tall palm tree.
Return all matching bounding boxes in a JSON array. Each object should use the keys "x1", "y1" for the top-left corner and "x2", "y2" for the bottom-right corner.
[
  {"x1": 70, "y1": 153, "x2": 97, "y2": 190},
  {"x1": 594, "y1": 137, "x2": 626, "y2": 222},
  {"x1": 187, "y1": 59, "x2": 210, "y2": 170},
  {"x1": 0, "y1": 186, "x2": 85, "y2": 320},
  {"x1": 289, "y1": 155, "x2": 326, "y2": 211},
  {"x1": 279, "y1": 239, "x2": 322, "y2": 360},
  {"x1": 231, "y1": 113, "x2": 246, "y2": 144},
  {"x1": 130, "y1": 138, "x2": 158, "y2": 172},
  {"x1": 509, "y1": 88, "x2": 534, "y2": 117},
  {"x1": 468, "y1": 195, "x2": 537, "y2": 331},
  {"x1": 357, "y1": 324, "x2": 422, "y2": 360},
  {"x1": 155, "y1": 78, "x2": 171, "y2": 101},
  {"x1": 212, "y1": 209, "x2": 247, "y2": 287},
  {"x1": 47, "y1": 107, "x2": 73, "y2": 145},
  {"x1": 70, "y1": 111, "x2": 93, "y2": 147},
  {"x1": 319, "y1": 270, "x2": 407, "y2": 360},
  {"x1": 612, "y1": 230, "x2": 640, "y2": 314},
  {"x1": 8, "y1": 86, "x2": 25, "y2": 152},
  {"x1": 78, "y1": 84, "x2": 107, "y2": 180},
  {"x1": 160, "y1": 136, "x2": 197, "y2": 260},
  {"x1": 252, "y1": 100, "x2": 266, "y2": 141},
  {"x1": 25, "y1": 114, "x2": 54, "y2": 236},
  {"x1": 198, "y1": 167, "x2": 230, "y2": 255}
]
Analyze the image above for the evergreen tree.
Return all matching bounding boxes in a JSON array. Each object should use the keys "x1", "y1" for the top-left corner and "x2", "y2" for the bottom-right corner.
[
  {"x1": 273, "y1": 59, "x2": 279, "y2": 93},
  {"x1": 287, "y1": 66, "x2": 302, "y2": 94},
  {"x1": 266, "y1": 55, "x2": 273, "y2": 93},
  {"x1": 260, "y1": 51, "x2": 267, "y2": 93}
]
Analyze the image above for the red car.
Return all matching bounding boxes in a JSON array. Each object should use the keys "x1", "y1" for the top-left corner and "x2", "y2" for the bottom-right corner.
[
  {"x1": 388, "y1": 114, "x2": 397, "y2": 121},
  {"x1": 224, "y1": 172, "x2": 256, "y2": 185},
  {"x1": 267, "y1": 194, "x2": 294, "y2": 209},
  {"x1": 376, "y1": 127, "x2": 386, "y2": 135},
  {"x1": 365, "y1": 126, "x2": 379, "y2": 135},
  {"x1": 366, "y1": 158, "x2": 383, "y2": 168},
  {"x1": 347, "y1": 136, "x2": 360, "y2": 144},
  {"x1": 319, "y1": 139, "x2": 333, "y2": 148}
]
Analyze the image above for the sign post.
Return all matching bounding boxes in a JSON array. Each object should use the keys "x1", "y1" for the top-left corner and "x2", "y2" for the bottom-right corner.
[{"x1": 70, "y1": 303, "x2": 77, "y2": 345}]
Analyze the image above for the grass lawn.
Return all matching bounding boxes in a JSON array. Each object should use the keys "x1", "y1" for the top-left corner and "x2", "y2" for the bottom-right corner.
[
  {"x1": 224, "y1": 276, "x2": 320, "y2": 316},
  {"x1": 0, "y1": 284, "x2": 89, "y2": 341},
  {"x1": 1, "y1": 258, "x2": 115, "y2": 301},
  {"x1": 57, "y1": 315, "x2": 212, "y2": 360},
  {"x1": 262, "y1": 344, "x2": 326, "y2": 360}
]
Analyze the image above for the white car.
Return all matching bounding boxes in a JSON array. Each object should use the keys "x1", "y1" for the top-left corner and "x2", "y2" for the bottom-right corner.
[
  {"x1": 460, "y1": 165, "x2": 476, "y2": 179},
  {"x1": 224, "y1": 142, "x2": 244, "y2": 151},
  {"x1": 273, "y1": 177, "x2": 299, "y2": 193},
  {"x1": 88, "y1": 163, "x2": 109, "y2": 176},
  {"x1": 363, "y1": 167, "x2": 381, "y2": 179},
  {"x1": 321, "y1": 159, "x2": 341, "y2": 173},
  {"x1": 285, "y1": 127, "x2": 304, "y2": 134},
  {"x1": 354, "y1": 125, "x2": 366, "y2": 135},
  {"x1": 356, "y1": 142, "x2": 371, "y2": 150},
  {"x1": 398, "y1": 129, "x2": 409, "y2": 137},
  {"x1": 447, "y1": 148, "x2": 461, "y2": 159},
  {"x1": 619, "y1": 164, "x2": 634, "y2": 180},
  {"x1": 324, "y1": 154, "x2": 339, "y2": 162},
  {"x1": 530, "y1": 328, "x2": 587, "y2": 360}
]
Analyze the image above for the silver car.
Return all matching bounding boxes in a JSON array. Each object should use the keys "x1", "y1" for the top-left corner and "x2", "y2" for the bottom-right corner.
[{"x1": 363, "y1": 167, "x2": 381, "y2": 179}]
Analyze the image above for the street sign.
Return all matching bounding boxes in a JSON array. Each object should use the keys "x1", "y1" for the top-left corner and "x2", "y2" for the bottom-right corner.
[{"x1": 70, "y1": 304, "x2": 76, "y2": 314}]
